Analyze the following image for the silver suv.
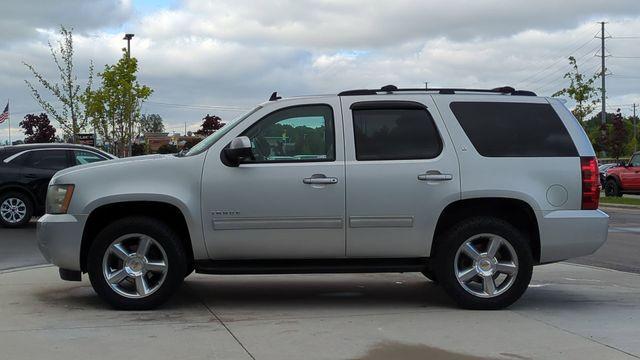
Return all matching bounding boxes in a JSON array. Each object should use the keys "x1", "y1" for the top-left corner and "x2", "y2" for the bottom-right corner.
[{"x1": 37, "y1": 86, "x2": 609, "y2": 310}]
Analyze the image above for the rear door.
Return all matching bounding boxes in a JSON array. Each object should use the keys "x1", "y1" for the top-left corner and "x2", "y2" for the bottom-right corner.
[
  {"x1": 341, "y1": 95, "x2": 460, "y2": 257},
  {"x1": 19, "y1": 149, "x2": 74, "y2": 206}
]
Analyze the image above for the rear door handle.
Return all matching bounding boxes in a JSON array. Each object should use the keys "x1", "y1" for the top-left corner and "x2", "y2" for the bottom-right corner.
[
  {"x1": 418, "y1": 171, "x2": 453, "y2": 181},
  {"x1": 303, "y1": 174, "x2": 339, "y2": 185}
]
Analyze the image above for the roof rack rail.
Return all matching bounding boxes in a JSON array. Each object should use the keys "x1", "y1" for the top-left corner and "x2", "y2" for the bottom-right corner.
[{"x1": 338, "y1": 85, "x2": 536, "y2": 97}]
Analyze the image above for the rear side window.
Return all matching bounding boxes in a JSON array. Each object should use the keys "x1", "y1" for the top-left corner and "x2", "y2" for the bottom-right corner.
[
  {"x1": 450, "y1": 102, "x2": 577, "y2": 157},
  {"x1": 22, "y1": 150, "x2": 71, "y2": 170},
  {"x1": 352, "y1": 103, "x2": 442, "y2": 161}
]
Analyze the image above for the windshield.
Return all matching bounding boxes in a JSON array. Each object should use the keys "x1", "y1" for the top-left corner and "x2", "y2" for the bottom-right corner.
[{"x1": 184, "y1": 106, "x2": 262, "y2": 156}]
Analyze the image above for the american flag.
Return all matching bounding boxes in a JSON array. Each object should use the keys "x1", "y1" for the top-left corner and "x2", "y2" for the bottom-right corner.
[{"x1": 0, "y1": 103, "x2": 8, "y2": 124}]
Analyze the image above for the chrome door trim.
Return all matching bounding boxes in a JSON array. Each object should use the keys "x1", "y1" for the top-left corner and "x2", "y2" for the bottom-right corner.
[
  {"x1": 349, "y1": 216, "x2": 414, "y2": 228},
  {"x1": 213, "y1": 216, "x2": 344, "y2": 230}
]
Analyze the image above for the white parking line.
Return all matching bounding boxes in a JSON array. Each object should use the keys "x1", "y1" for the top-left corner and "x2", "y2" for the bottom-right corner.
[{"x1": 608, "y1": 227, "x2": 640, "y2": 233}]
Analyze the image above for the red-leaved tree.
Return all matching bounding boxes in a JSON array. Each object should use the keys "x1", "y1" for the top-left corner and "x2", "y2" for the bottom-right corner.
[
  {"x1": 608, "y1": 109, "x2": 628, "y2": 160},
  {"x1": 195, "y1": 114, "x2": 224, "y2": 136},
  {"x1": 20, "y1": 113, "x2": 56, "y2": 143}
]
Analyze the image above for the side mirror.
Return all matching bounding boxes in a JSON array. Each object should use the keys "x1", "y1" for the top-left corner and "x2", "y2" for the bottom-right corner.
[{"x1": 222, "y1": 136, "x2": 254, "y2": 167}]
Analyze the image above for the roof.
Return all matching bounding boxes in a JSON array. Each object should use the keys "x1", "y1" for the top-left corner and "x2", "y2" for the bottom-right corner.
[{"x1": 0, "y1": 143, "x2": 115, "y2": 159}]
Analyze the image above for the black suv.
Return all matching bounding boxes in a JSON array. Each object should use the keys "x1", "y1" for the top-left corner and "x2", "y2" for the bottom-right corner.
[{"x1": 0, "y1": 144, "x2": 115, "y2": 227}]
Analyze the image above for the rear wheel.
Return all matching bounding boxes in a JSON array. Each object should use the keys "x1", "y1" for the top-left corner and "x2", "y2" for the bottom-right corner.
[
  {"x1": 0, "y1": 191, "x2": 33, "y2": 228},
  {"x1": 88, "y1": 216, "x2": 187, "y2": 310},
  {"x1": 604, "y1": 179, "x2": 622, "y2": 197},
  {"x1": 434, "y1": 217, "x2": 533, "y2": 310}
]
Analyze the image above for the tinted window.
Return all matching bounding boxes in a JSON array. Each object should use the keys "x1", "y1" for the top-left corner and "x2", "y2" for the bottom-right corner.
[
  {"x1": 241, "y1": 105, "x2": 335, "y2": 163},
  {"x1": 630, "y1": 154, "x2": 640, "y2": 167},
  {"x1": 23, "y1": 150, "x2": 70, "y2": 170},
  {"x1": 450, "y1": 102, "x2": 577, "y2": 157},
  {"x1": 352, "y1": 105, "x2": 442, "y2": 161},
  {"x1": 74, "y1": 150, "x2": 106, "y2": 165}
]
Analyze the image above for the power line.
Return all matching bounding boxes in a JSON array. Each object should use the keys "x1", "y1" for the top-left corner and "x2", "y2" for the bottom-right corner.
[
  {"x1": 516, "y1": 33, "x2": 599, "y2": 88},
  {"x1": 145, "y1": 100, "x2": 250, "y2": 112}
]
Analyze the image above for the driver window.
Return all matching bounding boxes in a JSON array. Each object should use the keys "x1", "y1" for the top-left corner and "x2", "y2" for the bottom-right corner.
[
  {"x1": 241, "y1": 104, "x2": 335, "y2": 163},
  {"x1": 631, "y1": 154, "x2": 640, "y2": 167}
]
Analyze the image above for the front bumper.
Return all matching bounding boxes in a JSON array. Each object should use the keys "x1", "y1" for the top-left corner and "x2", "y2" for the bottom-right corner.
[
  {"x1": 37, "y1": 214, "x2": 87, "y2": 271},
  {"x1": 538, "y1": 209, "x2": 609, "y2": 263}
]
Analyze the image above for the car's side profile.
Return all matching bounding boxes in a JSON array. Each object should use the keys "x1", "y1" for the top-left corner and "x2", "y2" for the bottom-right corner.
[
  {"x1": 37, "y1": 86, "x2": 609, "y2": 310},
  {"x1": 604, "y1": 152, "x2": 640, "y2": 197},
  {"x1": 0, "y1": 144, "x2": 114, "y2": 227}
]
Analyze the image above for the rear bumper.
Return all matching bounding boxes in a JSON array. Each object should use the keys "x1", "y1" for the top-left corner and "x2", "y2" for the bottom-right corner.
[
  {"x1": 538, "y1": 209, "x2": 609, "y2": 263},
  {"x1": 37, "y1": 214, "x2": 87, "y2": 271}
]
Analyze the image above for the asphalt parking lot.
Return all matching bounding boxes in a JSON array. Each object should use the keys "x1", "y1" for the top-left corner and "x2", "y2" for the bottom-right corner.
[{"x1": 0, "y1": 206, "x2": 639, "y2": 359}]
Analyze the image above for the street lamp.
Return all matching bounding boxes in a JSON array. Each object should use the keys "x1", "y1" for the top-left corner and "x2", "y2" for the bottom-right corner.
[
  {"x1": 123, "y1": 33, "x2": 134, "y2": 58},
  {"x1": 123, "y1": 33, "x2": 135, "y2": 156}
]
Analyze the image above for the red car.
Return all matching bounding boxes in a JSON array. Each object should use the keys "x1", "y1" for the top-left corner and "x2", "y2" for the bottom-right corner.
[{"x1": 603, "y1": 152, "x2": 640, "y2": 196}]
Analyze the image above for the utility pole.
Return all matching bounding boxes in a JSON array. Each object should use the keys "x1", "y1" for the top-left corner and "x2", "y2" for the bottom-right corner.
[
  {"x1": 634, "y1": 103, "x2": 638, "y2": 152},
  {"x1": 123, "y1": 34, "x2": 134, "y2": 157},
  {"x1": 600, "y1": 22, "x2": 607, "y2": 125}
]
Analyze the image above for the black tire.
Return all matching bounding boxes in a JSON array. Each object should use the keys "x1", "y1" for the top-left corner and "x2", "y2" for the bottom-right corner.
[
  {"x1": 604, "y1": 178, "x2": 622, "y2": 197},
  {"x1": 0, "y1": 191, "x2": 33, "y2": 228},
  {"x1": 88, "y1": 216, "x2": 187, "y2": 310},
  {"x1": 433, "y1": 217, "x2": 533, "y2": 310}
]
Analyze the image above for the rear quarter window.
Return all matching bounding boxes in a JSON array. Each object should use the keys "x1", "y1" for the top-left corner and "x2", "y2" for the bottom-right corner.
[{"x1": 449, "y1": 102, "x2": 578, "y2": 157}]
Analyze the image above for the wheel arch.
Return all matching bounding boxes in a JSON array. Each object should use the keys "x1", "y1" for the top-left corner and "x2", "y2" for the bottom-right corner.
[
  {"x1": 431, "y1": 197, "x2": 541, "y2": 264},
  {"x1": 0, "y1": 184, "x2": 37, "y2": 207},
  {"x1": 80, "y1": 201, "x2": 195, "y2": 272}
]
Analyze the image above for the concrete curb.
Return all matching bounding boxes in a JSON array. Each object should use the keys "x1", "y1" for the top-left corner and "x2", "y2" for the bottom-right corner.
[{"x1": 600, "y1": 204, "x2": 640, "y2": 210}]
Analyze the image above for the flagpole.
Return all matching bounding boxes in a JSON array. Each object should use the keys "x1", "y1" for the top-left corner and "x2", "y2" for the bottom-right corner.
[{"x1": 8, "y1": 99, "x2": 11, "y2": 145}]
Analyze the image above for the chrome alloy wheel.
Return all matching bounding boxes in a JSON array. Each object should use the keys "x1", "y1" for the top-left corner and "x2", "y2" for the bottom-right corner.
[
  {"x1": 454, "y1": 233, "x2": 518, "y2": 298},
  {"x1": 102, "y1": 234, "x2": 168, "y2": 299},
  {"x1": 0, "y1": 198, "x2": 27, "y2": 224}
]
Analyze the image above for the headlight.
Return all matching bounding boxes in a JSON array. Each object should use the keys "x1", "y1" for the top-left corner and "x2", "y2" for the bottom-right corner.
[{"x1": 46, "y1": 185, "x2": 75, "y2": 214}]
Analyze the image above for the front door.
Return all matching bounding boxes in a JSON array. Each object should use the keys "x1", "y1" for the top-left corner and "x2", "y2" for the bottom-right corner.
[
  {"x1": 201, "y1": 99, "x2": 346, "y2": 259},
  {"x1": 624, "y1": 154, "x2": 640, "y2": 190},
  {"x1": 340, "y1": 95, "x2": 461, "y2": 257}
]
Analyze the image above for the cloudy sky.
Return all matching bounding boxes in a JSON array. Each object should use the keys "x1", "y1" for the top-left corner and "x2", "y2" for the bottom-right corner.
[{"x1": 2, "y1": 0, "x2": 640, "y2": 143}]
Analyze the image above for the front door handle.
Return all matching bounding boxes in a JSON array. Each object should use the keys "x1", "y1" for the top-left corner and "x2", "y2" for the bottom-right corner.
[
  {"x1": 418, "y1": 171, "x2": 453, "y2": 181},
  {"x1": 303, "y1": 174, "x2": 339, "y2": 185}
]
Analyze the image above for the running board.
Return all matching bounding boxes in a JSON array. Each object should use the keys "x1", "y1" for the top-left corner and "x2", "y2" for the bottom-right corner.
[{"x1": 194, "y1": 258, "x2": 430, "y2": 275}]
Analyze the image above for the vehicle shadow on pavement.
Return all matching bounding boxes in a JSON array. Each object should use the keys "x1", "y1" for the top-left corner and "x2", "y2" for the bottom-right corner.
[{"x1": 181, "y1": 275, "x2": 455, "y2": 311}]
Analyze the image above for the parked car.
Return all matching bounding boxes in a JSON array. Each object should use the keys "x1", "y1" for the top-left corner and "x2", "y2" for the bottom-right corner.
[
  {"x1": 598, "y1": 163, "x2": 618, "y2": 187},
  {"x1": 37, "y1": 86, "x2": 609, "y2": 310},
  {"x1": 0, "y1": 143, "x2": 115, "y2": 227},
  {"x1": 603, "y1": 152, "x2": 640, "y2": 196}
]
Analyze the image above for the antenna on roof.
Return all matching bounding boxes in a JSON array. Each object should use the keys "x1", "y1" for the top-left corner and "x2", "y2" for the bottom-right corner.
[{"x1": 269, "y1": 92, "x2": 282, "y2": 101}]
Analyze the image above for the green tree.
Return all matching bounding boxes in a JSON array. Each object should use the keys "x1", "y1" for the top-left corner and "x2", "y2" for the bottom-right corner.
[
  {"x1": 23, "y1": 26, "x2": 93, "y2": 140},
  {"x1": 84, "y1": 50, "x2": 153, "y2": 156},
  {"x1": 553, "y1": 56, "x2": 601, "y2": 123},
  {"x1": 139, "y1": 113, "x2": 165, "y2": 134}
]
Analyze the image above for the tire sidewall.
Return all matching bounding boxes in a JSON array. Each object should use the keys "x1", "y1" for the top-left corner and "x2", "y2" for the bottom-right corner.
[
  {"x1": 88, "y1": 216, "x2": 187, "y2": 310},
  {"x1": 0, "y1": 191, "x2": 33, "y2": 228},
  {"x1": 434, "y1": 217, "x2": 533, "y2": 310},
  {"x1": 605, "y1": 179, "x2": 619, "y2": 197}
]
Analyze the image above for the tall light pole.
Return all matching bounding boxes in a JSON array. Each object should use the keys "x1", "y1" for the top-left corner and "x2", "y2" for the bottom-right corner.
[
  {"x1": 123, "y1": 34, "x2": 134, "y2": 156},
  {"x1": 123, "y1": 33, "x2": 134, "y2": 58}
]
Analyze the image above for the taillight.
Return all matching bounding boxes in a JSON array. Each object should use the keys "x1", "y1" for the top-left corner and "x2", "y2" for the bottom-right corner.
[{"x1": 580, "y1": 156, "x2": 599, "y2": 210}]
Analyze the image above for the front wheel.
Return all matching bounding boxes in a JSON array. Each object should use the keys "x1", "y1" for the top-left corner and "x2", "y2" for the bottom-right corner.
[
  {"x1": 434, "y1": 217, "x2": 533, "y2": 310},
  {"x1": 88, "y1": 216, "x2": 187, "y2": 310}
]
